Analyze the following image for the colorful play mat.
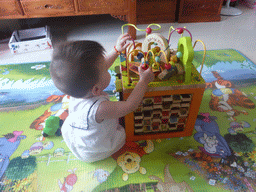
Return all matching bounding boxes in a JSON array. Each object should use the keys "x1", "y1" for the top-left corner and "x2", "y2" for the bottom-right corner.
[{"x1": 0, "y1": 49, "x2": 256, "y2": 191}]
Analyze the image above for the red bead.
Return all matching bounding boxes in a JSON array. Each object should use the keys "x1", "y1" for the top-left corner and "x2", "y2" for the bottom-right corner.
[
  {"x1": 142, "y1": 63, "x2": 149, "y2": 70},
  {"x1": 121, "y1": 65, "x2": 127, "y2": 71},
  {"x1": 177, "y1": 28, "x2": 184, "y2": 34},
  {"x1": 165, "y1": 63, "x2": 172, "y2": 70},
  {"x1": 146, "y1": 27, "x2": 152, "y2": 34}
]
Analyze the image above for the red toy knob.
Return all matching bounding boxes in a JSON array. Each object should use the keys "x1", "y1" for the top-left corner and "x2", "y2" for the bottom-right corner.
[
  {"x1": 146, "y1": 27, "x2": 152, "y2": 34},
  {"x1": 165, "y1": 63, "x2": 172, "y2": 70},
  {"x1": 142, "y1": 63, "x2": 149, "y2": 70},
  {"x1": 177, "y1": 28, "x2": 184, "y2": 34}
]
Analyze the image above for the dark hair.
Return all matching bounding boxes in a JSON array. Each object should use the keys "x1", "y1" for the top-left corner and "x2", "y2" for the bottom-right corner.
[{"x1": 50, "y1": 41, "x2": 105, "y2": 98}]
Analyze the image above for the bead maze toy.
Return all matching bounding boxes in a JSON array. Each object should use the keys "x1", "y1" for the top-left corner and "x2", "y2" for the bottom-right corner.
[{"x1": 116, "y1": 23, "x2": 206, "y2": 141}]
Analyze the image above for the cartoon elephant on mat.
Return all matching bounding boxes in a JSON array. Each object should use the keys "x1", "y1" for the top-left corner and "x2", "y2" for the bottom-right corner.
[
  {"x1": 0, "y1": 131, "x2": 26, "y2": 180},
  {"x1": 194, "y1": 113, "x2": 231, "y2": 158}
]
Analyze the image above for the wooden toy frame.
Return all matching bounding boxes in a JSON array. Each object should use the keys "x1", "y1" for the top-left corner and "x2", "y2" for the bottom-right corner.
[{"x1": 118, "y1": 24, "x2": 206, "y2": 141}]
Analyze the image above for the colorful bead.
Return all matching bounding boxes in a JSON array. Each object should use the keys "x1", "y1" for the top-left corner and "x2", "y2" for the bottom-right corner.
[
  {"x1": 146, "y1": 27, "x2": 152, "y2": 34},
  {"x1": 176, "y1": 52, "x2": 182, "y2": 58},
  {"x1": 152, "y1": 63, "x2": 158, "y2": 69},
  {"x1": 141, "y1": 63, "x2": 149, "y2": 70},
  {"x1": 170, "y1": 55, "x2": 178, "y2": 63},
  {"x1": 165, "y1": 63, "x2": 172, "y2": 70},
  {"x1": 152, "y1": 63, "x2": 160, "y2": 72},
  {"x1": 155, "y1": 56, "x2": 161, "y2": 62},
  {"x1": 169, "y1": 61, "x2": 175, "y2": 66},
  {"x1": 137, "y1": 52, "x2": 144, "y2": 60},
  {"x1": 151, "y1": 47, "x2": 160, "y2": 54},
  {"x1": 177, "y1": 28, "x2": 184, "y2": 34}
]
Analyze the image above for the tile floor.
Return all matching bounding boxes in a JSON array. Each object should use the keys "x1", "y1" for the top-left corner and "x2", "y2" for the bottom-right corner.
[{"x1": 0, "y1": 4, "x2": 255, "y2": 65}]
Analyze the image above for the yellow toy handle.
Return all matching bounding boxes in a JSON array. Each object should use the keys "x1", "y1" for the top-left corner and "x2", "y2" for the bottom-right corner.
[
  {"x1": 193, "y1": 39, "x2": 206, "y2": 80},
  {"x1": 157, "y1": 50, "x2": 168, "y2": 63},
  {"x1": 153, "y1": 50, "x2": 168, "y2": 72},
  {"x1": 146, "y1": 50, "x2": 156, "y2": 63},
  {"x1": 127, "y1": 49, "x2": 146, "y2": 62},
  {"x1": 146, "y1": 50, "x2": 162, "y2": 72},
  {"x1": 121, "y1": 23, "x2": 161, "y2": 37},
  {"x1": 126, "y1": 50, "x2": 146, "y2": 83}
]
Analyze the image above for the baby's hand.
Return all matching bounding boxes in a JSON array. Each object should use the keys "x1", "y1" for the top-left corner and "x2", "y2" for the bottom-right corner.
[
  {"x1": 138, "y1": 66, "x2": 154, "y2": 85},
  {"x1": 115, "y1": 33, "x2": 131, "y2": 53}
]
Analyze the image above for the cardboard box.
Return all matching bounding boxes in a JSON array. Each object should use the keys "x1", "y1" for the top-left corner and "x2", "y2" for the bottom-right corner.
[{"x1": 9, "y1": 26, "x2": 52, "y2": 54}]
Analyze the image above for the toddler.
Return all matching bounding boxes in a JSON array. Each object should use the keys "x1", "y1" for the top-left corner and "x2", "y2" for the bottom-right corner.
[{"x1": 50, "y1": 33, "x2": 154, "y2": 163}]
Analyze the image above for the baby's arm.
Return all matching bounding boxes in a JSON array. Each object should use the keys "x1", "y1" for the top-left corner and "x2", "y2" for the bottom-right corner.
[
  {"x1": 105, "y1": 33, "x2": 131, "y2": 69},
  {"x1": 96, "y1": 66, "x2": 154, "y2": 121}
]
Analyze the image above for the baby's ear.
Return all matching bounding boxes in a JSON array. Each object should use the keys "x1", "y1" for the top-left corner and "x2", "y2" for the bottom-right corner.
[{"x1": 91, "y1": 85, "x2": 101, "y2": 96}]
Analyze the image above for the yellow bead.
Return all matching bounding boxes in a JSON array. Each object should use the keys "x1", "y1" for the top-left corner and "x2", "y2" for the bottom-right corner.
[
  {"x1": 152, "y1": 63, "x2": 158, "y2": 69},
  {"x1": 151, "y1": 48, "x2": 157, "y2": 54},
  {"x1": 151, "y1": 46, "x2": 160, "y2": 54},
  {"x1": 170, "y1": 55, "x2": 178, "y2": 63},
  {"x1": 169, "y1": 61, "x2": 175, "y2": 66},
  {"x1": 155, "y1": 46, "x2": 160, "y2": 52}
]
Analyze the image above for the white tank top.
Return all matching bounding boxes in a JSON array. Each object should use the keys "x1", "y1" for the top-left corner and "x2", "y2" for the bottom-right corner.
[{"x1": 61, "y1": 95, "x2": 126, "y2": 162}]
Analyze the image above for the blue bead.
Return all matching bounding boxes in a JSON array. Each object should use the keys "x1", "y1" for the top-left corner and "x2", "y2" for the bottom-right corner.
[
  {"x1": 176, "y1": 52, "x2": 182, "y2": 58},
  {"x1": 137, "y1": 52, "x2": 144, "y2": 60},
  {"x1": 155, "y1": 56, "x2": 161, "y2": 62}
]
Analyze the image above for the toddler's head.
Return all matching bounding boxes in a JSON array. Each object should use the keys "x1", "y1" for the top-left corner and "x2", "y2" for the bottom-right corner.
[{"x1": 50, "y1": 41, "x2": 105, "y2": 98}]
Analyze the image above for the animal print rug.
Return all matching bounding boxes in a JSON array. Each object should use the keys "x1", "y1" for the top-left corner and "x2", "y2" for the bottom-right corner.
[{"x1": 0, "y1": 49, "x2": 256, "y2": 191}]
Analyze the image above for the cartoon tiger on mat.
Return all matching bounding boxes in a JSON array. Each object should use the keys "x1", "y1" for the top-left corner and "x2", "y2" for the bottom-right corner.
[{"x1": 206, "y1": 71, "x2": 255, "y2": 121}]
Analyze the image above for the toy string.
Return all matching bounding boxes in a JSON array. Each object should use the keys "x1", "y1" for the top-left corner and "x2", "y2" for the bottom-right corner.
[
  {"x1": 121, "y1": 23, "x2": 161, "y2": 49},
  {"x1": 193, "y1": 39, "x2": 206, "y2": 80}
]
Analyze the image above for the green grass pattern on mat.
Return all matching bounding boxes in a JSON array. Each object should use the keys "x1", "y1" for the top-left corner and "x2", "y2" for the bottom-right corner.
[
  {"x1": 193, "y1": 49, "x2": 248, "y2": 68},
  {"x1": 0, "y1": 58, "x2": 120, "y2": 82},
  {"x1": 0, "y1": 62, "x2": 51, "y2": 82}
]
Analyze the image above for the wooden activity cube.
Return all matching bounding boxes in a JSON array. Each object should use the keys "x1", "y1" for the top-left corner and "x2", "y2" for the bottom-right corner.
[
  {"x1": 118, "y1": 49, "x2": 206, "y2": 141},
  {"x1": 116, "y1": 28, "x2": 206, "y2": 141}
]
